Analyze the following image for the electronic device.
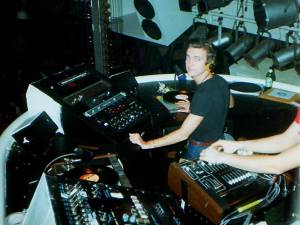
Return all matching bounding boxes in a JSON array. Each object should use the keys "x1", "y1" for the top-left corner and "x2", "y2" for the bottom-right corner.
[
  {"x1": 12, "y1": 111, "x2": 58, "y2": 157},
  {"x1": 168, "y1": 159, "x2": 274, "y2": 224},
  {"x1": 48, "y1": 153, "x2": 132, "y2": 188},
  {"x1": 81, "y1": 91, "x2": 151, "y2": 133},
  {"x1": 163, "y1": 90, "x2": 192, "y2": 104},
  {"x1": 22, "y1": 173, "x2": 202, "y2": 225},
  {"x1": 27, "y1": 66, "x2": 166, "y2": 145}
]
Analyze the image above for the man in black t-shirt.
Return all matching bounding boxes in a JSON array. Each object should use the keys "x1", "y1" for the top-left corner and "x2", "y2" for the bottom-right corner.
[
  {"x1": 129, "y1": 40, "x2": 230, "y2": 159},
  {"x1": 186, "y1": 74, "x2": 229, "y2": 158}
]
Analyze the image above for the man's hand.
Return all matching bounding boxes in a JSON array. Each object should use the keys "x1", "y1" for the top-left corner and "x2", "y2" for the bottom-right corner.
[
  {"x1": 211, "y1": 140, "x2": 253, "y2": 155},
  {"x1": 129, "y1": 133, "x2": 154, "y2": 149},
  {"x1": 129, "y1": 133, "x2": 145, "y2": 147},
  {"x1": 200, "y1": 146, "x2": 223, "y2": 164},
  {"x1": 175, "y1": 100, "x2": 190, "y2": 113},
  {"x1": 210, "y1": 140, "x2": 241, "y2": 154}
]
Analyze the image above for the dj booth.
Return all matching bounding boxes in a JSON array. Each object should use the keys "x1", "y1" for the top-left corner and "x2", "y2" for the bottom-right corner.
[{"x1": 2, "y1": 65, "x2": 300, "y2": 225}]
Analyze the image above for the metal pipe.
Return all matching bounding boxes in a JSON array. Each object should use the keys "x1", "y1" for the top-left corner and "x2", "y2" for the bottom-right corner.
[{"x1": 207, "y1": 11, "x2": 300, "y2": 32}]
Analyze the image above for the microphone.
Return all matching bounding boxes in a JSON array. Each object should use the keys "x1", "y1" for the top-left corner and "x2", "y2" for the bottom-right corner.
[
  {"x1": 173, "y1": 65, "x2": 187, "y2": 91},
  {"x1": 174, "y1": 64, "x2": 186, "y2": 80}
]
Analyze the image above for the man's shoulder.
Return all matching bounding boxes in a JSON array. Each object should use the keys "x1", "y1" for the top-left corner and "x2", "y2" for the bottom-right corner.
[
  {"x1": 209, "y1": 75, "x2": 229, "y2": 89},
  {"x1": 212, "y1": 74, "x2": 227, "y2": 83}
]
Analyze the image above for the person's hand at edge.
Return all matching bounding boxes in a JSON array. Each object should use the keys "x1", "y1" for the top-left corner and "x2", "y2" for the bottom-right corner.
[
  {"x1": 200, "y1": 146, "x2": 223, "y2": 164},
  {"x1": 129, "y1": 133, "x2": 155, "y2": 149},
  {"x1": 175, "y1": 100, "x2": 190, "y2": 113},
  {"x1": 210, "y1": 140, "x2": 244, "y2": 154}
]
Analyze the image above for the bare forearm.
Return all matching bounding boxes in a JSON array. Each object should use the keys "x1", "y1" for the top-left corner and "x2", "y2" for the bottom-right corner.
[
  {"x1": 220, "y1": 153, "x2": 290, "y2": 174},
  {"x1": 146, "y1": 113, "x2": 202, "y2": 148},
  {"x1": 238, "y1": 133, "x2": 297, "y2": 154},
  {"x1": 202, "y1": 141, "x2": 300, "y2": 174},
  {"x1": 130, "y1": 113, "x2": 202, "y2": 149},
  {"x1": 239, "y1": 122, "x2": 299, "y2": 154},
  {"x1": 146, "y1": 129, "x2": 188, "y2": 148}
]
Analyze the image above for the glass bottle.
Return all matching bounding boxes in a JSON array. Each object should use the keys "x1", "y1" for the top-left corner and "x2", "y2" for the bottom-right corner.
[{"x1": 264, "y1": 67, "x2": 274, "y2": 91}]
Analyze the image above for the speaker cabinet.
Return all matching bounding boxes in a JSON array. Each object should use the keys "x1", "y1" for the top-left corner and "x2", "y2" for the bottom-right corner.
[
  {"x1": 12, "y1": 111, "x2": 58, "y2": 157},
  {"x1": 110, "y1": 0, "x2": 197, "y2": 46}
]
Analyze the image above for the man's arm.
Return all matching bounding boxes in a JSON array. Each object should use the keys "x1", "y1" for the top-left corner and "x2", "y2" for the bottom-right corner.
[
  {"x1": 212, "y1": 121, "x2": 300, "y2": 154},
  {"x1": 129, "y1": 113, "x2": 203, "y2": 149},
  {"x1": 200, "y1": 143, "x2": 300, "y2": 174}
]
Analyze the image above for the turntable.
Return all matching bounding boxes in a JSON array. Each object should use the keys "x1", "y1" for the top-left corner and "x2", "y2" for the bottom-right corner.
[
  {"x1": 48, "y1": 153, "x2": 132, "y2": 187},
  {"x1": 62, "y1": 164, "x2": 119, "y2": 185},
  {"x1": 163, "y1": 90, "x2": 192, "y2": 103}
]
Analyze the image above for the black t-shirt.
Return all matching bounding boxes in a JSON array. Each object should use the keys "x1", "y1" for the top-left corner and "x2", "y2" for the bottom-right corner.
[{"x1": 190, "y1": 75, "x2": 230, "y2": 142}]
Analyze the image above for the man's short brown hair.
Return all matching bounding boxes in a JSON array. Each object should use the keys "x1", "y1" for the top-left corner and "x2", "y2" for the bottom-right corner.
[{"x1": 187, "y1": 39, "x2": 216, "y2": 65}]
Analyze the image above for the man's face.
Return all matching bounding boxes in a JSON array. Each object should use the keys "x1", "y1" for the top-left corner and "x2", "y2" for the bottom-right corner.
[{"x1": 185, "y1": 47, "x2": 207, "y2": 78}]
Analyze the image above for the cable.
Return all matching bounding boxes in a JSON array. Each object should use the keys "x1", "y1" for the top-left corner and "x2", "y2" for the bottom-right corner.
[
  {"x1": 174, "y1": 69, "x2": 177, "y2": 90},
  {"x1": 43, "y1": 152, "x2": 76, "y2": 173},
  {"x1": 220, "y1": 175, "x2": 282, "y2": 225},
  {"x1": 282, "y1": 175, "x2": 288, "y2": 197},
  {"x1": 220, "y1": 210, "x2": 253, "y2": 225},
  {"x1": 243, "y1": 213, "x2": 253, "y2": 225},
  {"x1": 256, "y1": 175, "x2": 282, "y2": 210}
]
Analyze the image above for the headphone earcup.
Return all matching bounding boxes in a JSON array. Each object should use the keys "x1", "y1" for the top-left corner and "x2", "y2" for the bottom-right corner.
[
  {"x1": 205, "y1": 63, "x2": 215, "y2": 74},
  {"x1": 205, "y1": 63, "x2": 211, "y2": 74}
]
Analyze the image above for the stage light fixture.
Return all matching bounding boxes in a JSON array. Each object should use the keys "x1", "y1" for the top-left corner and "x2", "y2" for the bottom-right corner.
[
  {"x1": 197, "y1": 0, "x2": 233, "y2": 14},
  {"x1": 178, "y1": 0, "x2": 234, "y2": 15},
  {"x1": 208, "y1": 32, "x2": 233, "y2": 49},
  {"x1": 244, "y1": 39, "x2": 276, "y2": 68},
  {"x1": 272, "y1": 44, "x2": 300, "y2": 69},
  {"x1": 178, "y1": 0, "x2": 198, "y2": 12},
  {"x1": 225, "y1": 35, "x2": 255, "y2": 63},
  {"x1": 253, "y1": 0, "x2": 299, "y2": 30}
]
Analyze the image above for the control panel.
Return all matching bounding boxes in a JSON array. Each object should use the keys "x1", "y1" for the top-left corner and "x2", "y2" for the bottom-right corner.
[
  {"x1": 168, "y1": 159, "x2": 274, "y2": 224},
  {"x1": 83, "y1": 92, "x2": 151, "y2": 132},
  {"x1": 180, "y1": 160, "x2": 259, "y2": 195},
  {"x1": 44, "y1": 175, "x2": 199, "y2": 225}
]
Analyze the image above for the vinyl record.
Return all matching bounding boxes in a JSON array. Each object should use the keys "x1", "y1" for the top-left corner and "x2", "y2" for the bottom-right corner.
[
  {"x1": 163, "y1": 90, "x2": 192, "y2": 103},
  {"x1": 63, "y1": 165, "x2": 119, "y2": 185}
]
